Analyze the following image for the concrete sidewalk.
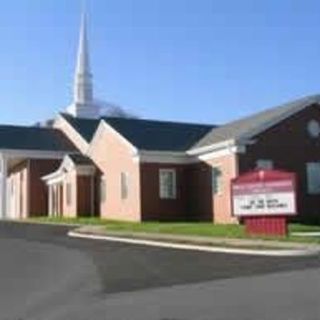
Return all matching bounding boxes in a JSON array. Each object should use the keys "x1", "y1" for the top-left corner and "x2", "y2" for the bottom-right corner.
[{"x1": 69, "y1": 225, "x2": 320, "y2": 256}]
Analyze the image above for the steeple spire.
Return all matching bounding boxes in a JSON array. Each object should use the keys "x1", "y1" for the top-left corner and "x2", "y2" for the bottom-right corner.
[
  {"x1": 74, "y1": 10, "x2": 92, "y2": 104},
  {"x1": 67, "y1": 6, "x2": 99, "y2": 119}
]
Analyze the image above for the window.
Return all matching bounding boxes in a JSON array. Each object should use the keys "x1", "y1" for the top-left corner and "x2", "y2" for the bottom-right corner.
[
  {"x1": 66, "y1": 182, "x2": 72, "y2": 206},
  {"x1": 159, "y1": 169, "x2": 177, "y2": 199},
  {"x1": 212, "y1": 167, "x2": 223, "y2": 194},
  {"x1": 306, "y1": 162, "x2": 320, "y2": 194},
  {"x1": 121, "y1": 172, "x2": 129, "y2": 200},
  {"x1": 100, "y1": 177, "x2": 106, "y2": 203},
  {"x1": 307, "y1": 120, "x2": 320, "y2": 138},
  {"x1": 256, "y1": 159, "x2": 273, "y2": 170}
]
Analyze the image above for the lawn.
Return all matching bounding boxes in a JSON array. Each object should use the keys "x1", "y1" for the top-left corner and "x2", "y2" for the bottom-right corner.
[{"x1": 29, "y1": 216, "x2": 320, "y2": 242}]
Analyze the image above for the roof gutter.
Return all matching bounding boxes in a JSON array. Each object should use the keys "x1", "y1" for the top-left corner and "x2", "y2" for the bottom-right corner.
[
  {"x1": 187, "y1": 139, "x2": 237, "y2": 156},
  {"x1": 187, "y1": 138, "x2": 254, "y2": 156}
]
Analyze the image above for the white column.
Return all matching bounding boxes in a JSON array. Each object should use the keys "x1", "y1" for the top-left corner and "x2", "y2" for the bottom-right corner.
[
  {"x1": 48, "y1": 185, "x2": 52, "y2": 217},
  {"x1": 0, "y1": 154, "x2": 8, "y2": 219},
  {"x1": 57, "y1": 184, "x2": 61, "y2": 217},
  {"x1": 53, "y1": 184, "x2": 57, "y2": 217}
]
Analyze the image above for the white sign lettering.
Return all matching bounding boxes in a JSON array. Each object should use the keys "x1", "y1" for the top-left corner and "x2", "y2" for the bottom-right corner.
[{"x1": 232, "y1": 178, "x2": 296, "y2": 216}]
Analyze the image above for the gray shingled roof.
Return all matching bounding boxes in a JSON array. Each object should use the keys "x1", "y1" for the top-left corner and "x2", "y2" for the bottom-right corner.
[
  {"x1": 62, "y1": 112, "x2": 215, "y2": 152},
  {"x1": 61, "y1": 113, "x2": 100, "y2": 142},
  {"x1": 192, "y1": 95, "x2": 320, "y2": 150},
  {"x1": 103, "y1": 117, "x2": 215, "y2": 151},
  {"x1": 0, "y1": 125, "x2": 77, "y2": 152}
]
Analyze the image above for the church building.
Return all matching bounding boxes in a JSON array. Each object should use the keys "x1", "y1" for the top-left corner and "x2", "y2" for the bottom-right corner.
[{"x1": 1, "y1": 14, "x2": 320, "y2": 224}]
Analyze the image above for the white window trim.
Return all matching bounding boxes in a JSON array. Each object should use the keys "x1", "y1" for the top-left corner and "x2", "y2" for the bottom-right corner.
[
  {"x1": 100, "y1": 176, "x2": 106, "y2": 203},
  {"x1": 212, "y1": 166, "x2": 223, "y2": 195},
  {"x1": 159, "y1": 169, "x2": 177, "y2": 200},
  {"x1": 121, "y1": 172, "x2": 129, "y2": 200}
]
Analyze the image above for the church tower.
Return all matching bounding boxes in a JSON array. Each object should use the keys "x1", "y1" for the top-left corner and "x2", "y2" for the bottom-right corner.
[{"x1": 66, "y1": 11, "x2": 99, "y2": 119}]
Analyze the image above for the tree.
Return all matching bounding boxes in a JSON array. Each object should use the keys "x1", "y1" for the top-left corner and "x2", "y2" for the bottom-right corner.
[{"x1": 95, "y1": 100, "x2": 138, "y2": 119}]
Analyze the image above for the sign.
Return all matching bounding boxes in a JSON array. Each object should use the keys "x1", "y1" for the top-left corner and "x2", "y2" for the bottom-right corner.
[{"x1": 232, "y1": 171, "x2": 297, "y2": 217}]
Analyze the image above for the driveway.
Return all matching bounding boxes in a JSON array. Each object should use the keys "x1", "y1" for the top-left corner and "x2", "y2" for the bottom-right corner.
[{"x1": 0, "y1": 222, "x2": 319, "y2": 320}]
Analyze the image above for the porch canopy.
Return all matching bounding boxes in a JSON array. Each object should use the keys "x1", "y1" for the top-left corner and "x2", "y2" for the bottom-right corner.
[{"x1": 42, "y1": 154, "x2": 96, "y2": 218}]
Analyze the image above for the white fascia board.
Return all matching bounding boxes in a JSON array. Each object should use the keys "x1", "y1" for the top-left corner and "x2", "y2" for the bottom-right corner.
[
  {"x1": 198, "y1": 145, "x2": 246, "y2": 161},
  {"x1": 187, "y1": 139, "x2": 237, "y2": 156},
  {"x1": 42, "y1": 155, "x2": 74, "y2": 183},
  {"x1": 53, "y1": 114, "x2": 89, "y2": 153},
  {"x1": 187, "y1": 139, "x2": 248, "y2": 161},
  {"x1": 86, "y1": 121, "x2": 104, "y2": 157},
  {"x1": 0, "y1": 149, "x2": 77, "y2": 160},
  {"x1": 43, "y1": 175, "x2": 64, "y2": 186},
  {"x1": 42, "y1": 169, "x2": 65, "y2": 183},
  {"x1": 136, "y1": 150, "x2": 196, "y2": 164},
  {"x1": 62, "y1": 155, "x2": 76, "y2": 171}
]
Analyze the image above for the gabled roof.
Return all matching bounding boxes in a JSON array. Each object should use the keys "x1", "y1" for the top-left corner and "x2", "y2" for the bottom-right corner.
[
  {"x1": 0, "y1": 125, "x2": 77, "y2": 152},
  {"x1": 60, "y1": 113, "x2": 100, "y2": 142},
  {"x1": 102, "y1": 117, "x2": 215, "y2": 152},
  {"x1": 192, "y1": 94, "x2": 320, "y2": 150},
  {"x1": 62, "y1": 112, "x2": 214, "y2": 152}
]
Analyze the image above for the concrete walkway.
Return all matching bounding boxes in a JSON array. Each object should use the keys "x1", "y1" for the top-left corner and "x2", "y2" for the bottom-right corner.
[{"x1": 69, "y1": 225, "x2": 320, "y2": 257}]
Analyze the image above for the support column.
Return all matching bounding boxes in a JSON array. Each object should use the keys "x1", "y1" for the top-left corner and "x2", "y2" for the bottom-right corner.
[
  {"x1": 48, "y1": 185, "x2": 52, "y2": 217},
  {"x1": 53, "y1": 184, "x2": 58, "y2": 217},
  {"x1": 0, "y1": 154, "x2": 8, "y2": 219}
]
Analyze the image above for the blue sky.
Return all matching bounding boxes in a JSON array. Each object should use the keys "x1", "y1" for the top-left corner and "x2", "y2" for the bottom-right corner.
[{"x1": 0, "y1": 0, "x2": 320, "y2": 125}]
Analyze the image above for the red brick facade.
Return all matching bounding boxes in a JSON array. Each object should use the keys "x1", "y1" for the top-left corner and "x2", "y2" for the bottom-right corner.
[
  {"x1": 239, "y1": 104, "x2": 320, "y2": 223},
  {"x1": 7, "y1": 102, "x2": 320, "y2": 225},
  {"x1": 140, "y1": 163, "x2": 190, "y2": 221},
  {"x1": 8, "y1": 159, "x2": 60, "y2": 218}
]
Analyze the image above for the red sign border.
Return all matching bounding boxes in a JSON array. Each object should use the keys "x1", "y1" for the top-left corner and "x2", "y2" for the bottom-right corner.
[{"x1": 230, "y1": 170, "x2": 298, "y2": 218}]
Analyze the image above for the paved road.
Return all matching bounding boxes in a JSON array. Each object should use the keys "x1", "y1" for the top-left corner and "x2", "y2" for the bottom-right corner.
[{"x1": 0, "y1": 222, "x2": 319, "y2": 320}]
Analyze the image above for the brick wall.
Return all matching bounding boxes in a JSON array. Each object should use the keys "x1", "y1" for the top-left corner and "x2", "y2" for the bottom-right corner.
[
  {"x1": 140, "y1": 163, "x2": 190, "y2": 221},
  {"x1": 239, "y1": 103, "x2": 320, "y2": 223},
  {"x1": 89, "y1": 124, "x2": 141, "y2": 221}
]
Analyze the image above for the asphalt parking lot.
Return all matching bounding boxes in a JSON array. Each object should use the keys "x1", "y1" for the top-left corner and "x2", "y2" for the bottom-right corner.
[
  {"x1": 0, "y1": 222, "x2": 319, "y2": 320},
  {"x1": 0, "y1": 222, "x2": 320, "y2": 293}
]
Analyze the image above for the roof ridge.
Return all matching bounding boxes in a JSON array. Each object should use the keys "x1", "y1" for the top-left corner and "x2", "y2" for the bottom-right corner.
[{"x1": 102, "y1": 116, "x2": 215, "y2": 128}]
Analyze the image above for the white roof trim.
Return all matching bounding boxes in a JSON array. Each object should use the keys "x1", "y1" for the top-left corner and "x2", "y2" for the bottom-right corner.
[
  {"x1": 136, "y1": 150, "x2": 196, "y2": 164},
  {"x1": 187, "y1": 139, "x2": 237, "y2": 156},
  {"x1": 0, "y1": 149, "x2": 77, "y2": 159},
  {"x1": 54, "y1": 114, "x2": 89, "y2": 152},
  {"x1": 42, "y1": 154, "x2": 95, "y2": 184}
]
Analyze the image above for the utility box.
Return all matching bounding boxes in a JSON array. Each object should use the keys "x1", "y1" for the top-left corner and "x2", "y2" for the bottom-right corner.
[{"x1": 231, "y1": 170, "x2": 297, "y2": 237}]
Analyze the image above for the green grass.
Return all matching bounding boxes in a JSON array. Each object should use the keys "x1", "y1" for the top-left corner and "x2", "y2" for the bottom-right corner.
[
  {"x1": 288, "y1": 223, "x2": 320, "y2": 233},
  {"x1": 28, "y1": 216, "x2": 320, "y2": 243},
  {"x1": 30, "y1": 216, "x2": 246, "y2": 238}
]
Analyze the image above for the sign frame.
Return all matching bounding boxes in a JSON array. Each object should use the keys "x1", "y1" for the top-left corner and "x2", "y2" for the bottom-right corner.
[{"x1": 231, "y1": 170, "x2": 298, "y2": 218}]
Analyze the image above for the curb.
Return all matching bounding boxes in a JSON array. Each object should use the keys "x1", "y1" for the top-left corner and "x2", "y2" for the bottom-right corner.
[
  {"x1": 8, "y1": 219, "x2": 82, "y2": 228},
  {"x1": 292, "y1": 232, "x2": 320, "y2": 237},
  {"x1": 68, "y1": 231, "x2": 320, "y2": 257}
]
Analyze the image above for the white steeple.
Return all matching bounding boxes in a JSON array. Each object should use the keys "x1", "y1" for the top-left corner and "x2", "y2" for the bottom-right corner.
[{"x1": 67, "y1": 9, "x2": 99, "y2": 119}]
